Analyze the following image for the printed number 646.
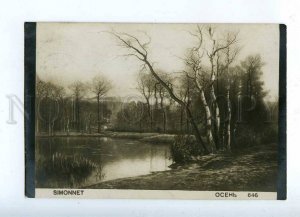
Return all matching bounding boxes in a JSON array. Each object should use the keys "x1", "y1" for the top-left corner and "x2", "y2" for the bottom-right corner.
[{"x1": 248, "y1": 193, "x2": 258, "y2": 198}]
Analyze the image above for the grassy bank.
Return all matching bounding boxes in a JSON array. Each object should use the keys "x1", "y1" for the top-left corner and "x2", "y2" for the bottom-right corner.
[
  {"x1": 86, "y1": 144, "x2": 277, "y2": 191},
  {"x1": 106, "y1": 132, "x2": 177, "y2": 144}
]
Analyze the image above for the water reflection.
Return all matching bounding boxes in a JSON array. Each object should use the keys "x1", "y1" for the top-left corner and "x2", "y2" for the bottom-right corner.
[{"x1": 36, "y1": 137, "x2": 172, "y2": 188}]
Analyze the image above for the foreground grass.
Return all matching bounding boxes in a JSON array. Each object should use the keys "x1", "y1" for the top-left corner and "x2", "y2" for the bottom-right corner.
[{"x1": 86, "y1": 144, "x2": 277, "y2": 191}]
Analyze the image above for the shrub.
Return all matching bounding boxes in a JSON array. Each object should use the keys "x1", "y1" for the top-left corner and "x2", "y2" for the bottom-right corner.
[{"x1": 170, "y1": 135, "x2": 200, "y2": 163}]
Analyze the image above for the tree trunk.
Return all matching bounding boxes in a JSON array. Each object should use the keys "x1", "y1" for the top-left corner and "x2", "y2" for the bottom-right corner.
[
  {"x1": 185, "y1": 105, "x2": 209, "y2": 154},
  {"x1": 76, "y1": 98, "x2": 80, "y2": 132},
  {"x1": 139, "y1": 105, "x2": 143, "y2": 132},
  {"x1": 48, "y1": 103, "x2": 52, "y2": 136},
  {"x1": 180, "y1": 106, "x2": 184, "y2": 133},
  {"x1": 211, "y1": 85, "x2": 220, "y2": 149},
  {"x1": 48, "y1": 122, "x2": 51, "y2": 136},
  {"x1": 146, "y1": 98, "x2": 152, "y2": 131},
  {"x1": 36, "y1": 118, "x2": 39, "y2": 134},
  {"x1": 225, "y1": 87, "x2": 232, "y2": 151},
  {"x1": 154, "y1": 85, "x2": 158, "y2": 109},
  {"x1": 186, "y1": 113, "x2": 190, "y2": 134},
  {"x1": 66, "y1": 118, "x2": 70, "y2": 136},
  {"x1": 51, "y1": 122, "x2": 55, "y2": 136},
  {"x1": 159, "y1": 89, "x2": 166, "y2": 133},
  {"x1": 200, "y1": 89, "x2": 216, "y2": 153},
  {"x1": 139, "y1": 118, "x2": 142, "y2": 132},
  {"x1": 88, "y1": 114, "x2": 92, "y2": 134},
  {"x1": 97, "y1": 95, "x2": 100, "y2": 133},
  {"x1": 163, "y1": 110, "x2": 166, "y2": 133},
  {"x1": 186, "y1": 91, "x2": 190, "y2": 134}
]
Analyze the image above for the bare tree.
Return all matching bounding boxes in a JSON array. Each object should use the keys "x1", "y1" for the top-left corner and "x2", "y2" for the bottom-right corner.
[
  {"x1": 36, "y1": 80, "x2": 63, "y2": 136},
  {"x1": 223, "y1": 33, "x2": 240, "y2": 151},
  {"x1": 36, "y1": 76, "x2": 46, "y2": 134},
  {"x1": 91, "y1": 75, "x2": 112, "y2": 133},
  {"x1": 158, "y1": 84, "x2": 167, "y2": 133},
  {"x1": 69, "y1": 81, "x2": 86, "y2": 132},
  {"x1": 156, "y1": 71, "x2": 171, "y2": 133},
  {"x1": 182, "y1": 25, "x2": 217, "y2": 152},
  {"x1": 241, "y1": 55, "x2": 265, "y2": 100},
  {"x1": 110, "y1": 31, "x2": 209, "y2": 153},
  {"x1": 178, "y1": 74, "x2": 192, "y2": 134},
  {"x1": 54, "y1": 85, "x2": 66, "y2": 134},
  {"x1": 183, "y1": 55, "x2": 216, "y2": 152},
  {"x1": 205, "y1": 26, "x2": 238, "y2": 150},
  {"x1": 137, "y1": 71, "x2": 155, "y2": 131}
]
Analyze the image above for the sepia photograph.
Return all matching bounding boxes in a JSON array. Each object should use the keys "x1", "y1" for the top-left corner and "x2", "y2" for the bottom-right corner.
[
  {"x1": 3, "y1": 0, "x2": 300, "y2": 215},
  {"x1": 29, "y1": 23, "x2": 284, "y2": 199}
]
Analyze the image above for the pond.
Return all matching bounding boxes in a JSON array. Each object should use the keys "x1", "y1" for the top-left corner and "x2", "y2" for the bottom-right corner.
[{"x1": 36, "y1": 137, "x2": 172, "y2": 188}]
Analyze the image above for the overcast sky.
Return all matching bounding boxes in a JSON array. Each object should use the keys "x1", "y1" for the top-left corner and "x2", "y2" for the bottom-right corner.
[{"x1": 36, "y1": 23, "x2": 279, "y2": 100}]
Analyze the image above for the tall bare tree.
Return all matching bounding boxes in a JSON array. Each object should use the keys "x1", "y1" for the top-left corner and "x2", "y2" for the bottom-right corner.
[
  {"x1": 69, "y1": 81, "x2": 86, "y2": 132},
  {"x1": 137, "y1": 72, "x2": 155, "y2": 131},
  {"x1": 36, "y1": 76, "x2": 46, "y2": 134},
  {"x1": 205, "y1": 26, "x2": 238, "y2": 150},
  {"x1": 178, "y1": 74, "x2": 193, "y2": 134},
  {"x1": 223, "y1": 33, "x2": 240, "y2": 151},
  {"x1": 36, "y1": 80, "x2": 63, "y2": 136},
  {"x1": 156, "y1": 71, "x2": 171, "y2": 133},
  {"x1": 182, "y1": 25, "x2": 217, "y2": 152},
  {"x1": 183, "y1": 54, "x2": 216, "y2": 152},
  {"x1": 91, "y1": 75, "x2": 112, "y2": 133},
  {"x1": 158, "y1": 83, "x2": 167, "y2": 133}
]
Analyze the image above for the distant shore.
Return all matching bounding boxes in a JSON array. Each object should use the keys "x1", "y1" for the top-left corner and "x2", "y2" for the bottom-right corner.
[
  {"x1": 85, "y1": 144, "x2": 277, "y2": 191},
  {"x1": 36, "y1": 131, "x2": 178, "y2": 144}
]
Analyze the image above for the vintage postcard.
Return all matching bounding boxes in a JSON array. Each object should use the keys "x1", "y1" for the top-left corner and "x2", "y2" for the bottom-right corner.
[{"x1": 24, "y1": 23, "x2": 286, "y2": 199}]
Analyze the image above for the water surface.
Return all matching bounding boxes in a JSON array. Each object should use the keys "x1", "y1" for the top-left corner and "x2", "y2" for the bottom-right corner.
[{"x1": 36, "y1": 137, "x2": 172, "y2": 188}]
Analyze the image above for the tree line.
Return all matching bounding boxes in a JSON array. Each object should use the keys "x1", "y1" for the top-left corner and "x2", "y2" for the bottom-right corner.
[
  {"x1": 110, "y1": 25, "x2": 278, "y2": 154},
  {"x1": 36, "y1": 75, "x2": 112, "y2": 135}
]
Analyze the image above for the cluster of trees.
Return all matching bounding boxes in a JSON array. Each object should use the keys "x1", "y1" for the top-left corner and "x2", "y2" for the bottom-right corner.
[
  {"x1": 113, "y1": 72, "x2": 173, "y2": 133},
  {"x1": 110, "y1": 25, "x2": 278, "y2": 154},
  {"x1": 36, "y1": 75, "x2": 112, "y2": 135}
]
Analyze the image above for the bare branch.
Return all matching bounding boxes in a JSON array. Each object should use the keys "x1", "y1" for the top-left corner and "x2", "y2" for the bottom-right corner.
[
  {"x1": 108, "y1": 31, "x2": 146, "y2": 59},
  {"x1": 119, "y1": 32, "x2": 148, "y2": 56}
]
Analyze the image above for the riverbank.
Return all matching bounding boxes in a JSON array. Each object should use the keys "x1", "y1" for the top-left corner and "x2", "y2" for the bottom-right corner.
[
  {"x1": 86, "y1": 144, "x2": 277, "y2": 191},
  {"x1": 36, "y1": 131, "x2": 177, "y2": 144},
  {"x1": 107, "y1": 132, "x2": 177, "y2": 143}
]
